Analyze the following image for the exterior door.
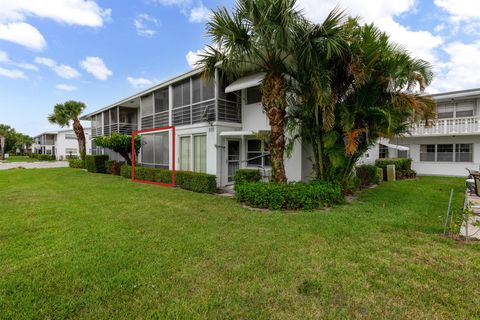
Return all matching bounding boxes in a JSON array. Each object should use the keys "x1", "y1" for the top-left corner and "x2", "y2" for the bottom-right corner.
[{"x1": 226, "y1": 140, "x2": 240, "y2": 184}]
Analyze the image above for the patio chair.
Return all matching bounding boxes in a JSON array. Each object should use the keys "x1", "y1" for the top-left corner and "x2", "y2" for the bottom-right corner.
[{"x1": 466, "y1": 168, "x2": 480, "y2": 197}]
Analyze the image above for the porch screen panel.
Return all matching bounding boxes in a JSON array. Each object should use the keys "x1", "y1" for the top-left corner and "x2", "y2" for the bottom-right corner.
[
  {"x1": 180, "y1": 136, "x2": 191, "y2": 170},
  {"x1": 437, "y1": 104, "x2": 454, "y2": 119},
  {"x1": 141, "y1": 134, "x2": 154, "y2": 166},
  {"x1": 456, "y1": 101, "x2": 474, "y2": 118},
  {"x1": 194, "y1": 135, "x2": 206, "y2": 173},
  {"x1": 437, "y1": 144, "x2": 453, "y2": 162},
  {"x1": 141, "y1": 94, "x2": 154, "y2": 129},
  {"x1": 154, "y1": 132, "x2": 169, "y2": 169}
]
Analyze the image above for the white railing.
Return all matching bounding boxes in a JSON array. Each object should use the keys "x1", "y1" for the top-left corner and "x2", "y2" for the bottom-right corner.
[{"x1": 410, "y1": 116, "x2": 480, "y2": 136}]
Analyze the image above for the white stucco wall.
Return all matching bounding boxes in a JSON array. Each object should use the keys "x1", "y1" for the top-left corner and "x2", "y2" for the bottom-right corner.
[{"x1": 56, "y1": 129, "x2": 92, "y2": 160}]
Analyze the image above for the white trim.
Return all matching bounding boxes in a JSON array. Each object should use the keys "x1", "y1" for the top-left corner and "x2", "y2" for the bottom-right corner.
[{"x1": 225, "y1": 73, "x2": 265, "y2": 93}]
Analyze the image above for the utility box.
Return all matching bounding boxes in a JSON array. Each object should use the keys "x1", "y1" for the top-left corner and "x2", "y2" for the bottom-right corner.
[{"x1": 387, "y1": 164, "x2": 396, "y2": 181}]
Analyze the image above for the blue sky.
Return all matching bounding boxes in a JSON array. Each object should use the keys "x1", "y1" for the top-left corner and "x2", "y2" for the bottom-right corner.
[{"x1": 1, "y1": 0, "x2": 480, "y2": 136}]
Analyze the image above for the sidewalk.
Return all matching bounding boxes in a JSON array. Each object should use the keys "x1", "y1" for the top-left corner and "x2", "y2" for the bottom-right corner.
[{"x1": 0, "y1": 161, "x2": 69, "y2": 170}]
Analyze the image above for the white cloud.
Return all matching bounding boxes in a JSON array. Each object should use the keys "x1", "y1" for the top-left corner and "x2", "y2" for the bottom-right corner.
[
  {"x1": 0, "y1": 49, "x2": 38, "y2": 71},
  {"x1": 56, "y1": 84, "x2": 77, "y2": 91},
  {"x1": 80, "y1": 56, "x2": 112, "y2": 80},
  {"x1": 186, "y1": 49, "x2": 203, "y2": 68},
  {"x1": 297, "y1": 0, "x2": 443, "y2": 62},
  {"x1": 0, "y1": 0, "x2": 111, "y2": 50},
  {"x1": 189, "y1": 4, "x2": 210, "y2": 23},
  {"x1": 134, "y1": 13, "x2": 160, "y2": 37},
  {"x1": 0, "y1": 22, "x2": 46, "y2": 50},
  {"x1": 35, "y1": 56, "x2": 80, "y2": 79},
  {"x1": 0, "y1": 66, "x2": 27, "y2": 79},
  {"x1": 127, "y1": 76, "x2": 153, "y2": 88},
  {"x1": 153, "y1": 0, "x2": 191, "y2": 7},
  {"x1": 430, "y1": 41, "x2": 480, "y2": 92},
  {"x1": 434, "y1": 0, "x2": 480, "y2": 23}
]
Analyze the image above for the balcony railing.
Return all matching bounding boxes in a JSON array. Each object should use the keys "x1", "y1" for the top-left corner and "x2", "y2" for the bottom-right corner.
[
  {"x1": 410, "y1": 116, "x2": 480, "y2": 136},
  {"x1": 103, "y1": 123, "x2": 138, "y2": 136},
  {"x1": 172, "y1": 98, "x2": 240, "y2": 126}
]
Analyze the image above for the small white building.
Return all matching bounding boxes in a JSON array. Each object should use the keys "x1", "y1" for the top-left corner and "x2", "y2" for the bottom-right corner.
[
  {"x1": 32, "y1": 128, "x2": 92, "y2": 160},
  {"x1": 361, "y1": 88, "x2": 480, "y2": 176}
]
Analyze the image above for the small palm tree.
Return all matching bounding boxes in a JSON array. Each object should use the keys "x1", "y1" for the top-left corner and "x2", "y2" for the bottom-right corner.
[{"x1": 48, "y1": 101, "x2": 87, "y2": 160}]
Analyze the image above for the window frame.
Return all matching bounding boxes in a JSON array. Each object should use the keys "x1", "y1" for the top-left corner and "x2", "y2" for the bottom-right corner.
[{"x1": 246, "y1": 138, "x2": 271, "y2": 168}]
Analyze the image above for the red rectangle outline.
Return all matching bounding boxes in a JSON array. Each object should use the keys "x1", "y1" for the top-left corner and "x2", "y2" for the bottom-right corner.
[{"x1": 131, "y1": 126, "x2": 175, "y2": 187}]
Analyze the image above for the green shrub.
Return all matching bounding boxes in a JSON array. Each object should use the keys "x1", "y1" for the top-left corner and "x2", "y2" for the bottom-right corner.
[
  {"x1": 375, "y1": 158, "x2": 412, "y2": 171},
  {"x1": 235, "y1": 181, "x2": 343, "y2": 210},
  {"x1": 120, "y1": 165, "x2": 132, "y2": 178},
  {"x1": 356, "y1": 165, "x2": 379, "y2": 187},
  {"x1": 377, "y1": 167, "x2": 383, "y2": 183},
  {"x1": 234, "y1": 169, "x2": 261, "y2": 186},
  {"x1": 68, "y1": 159, "x2": 85, "y2": 168},
  {"x1": 119, "y1": 165, "x2": 216, "y2": 193},
  {"x1": 175, "y1": 171, "x2": 216, "y2": 193},
  {"x1": 105, "y1": 160, "x2": 123, "y2": 175},
  {"x1": 66, "y1": 155, "x2": 79, "y2": 160},
  {"x1": 85, "y1": 155, "x2": 109, "y2": 173},
  {"x1": 36, "y1": 154, "x2": 55, "y2": 161}
]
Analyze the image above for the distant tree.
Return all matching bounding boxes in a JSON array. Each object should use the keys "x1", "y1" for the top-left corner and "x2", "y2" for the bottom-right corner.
[
  {"x1": 0, "y1": 124, "x2": 18, "y2": 155},
  {"x1": 94, "y1": 133, "x2": 141, "y2": 165},
  {"x1": 48, "y1": 101, "x2": 87, "y2": 160},
  {"x1": 13, "y1": 133, "x2": 33, "y2": 154}
]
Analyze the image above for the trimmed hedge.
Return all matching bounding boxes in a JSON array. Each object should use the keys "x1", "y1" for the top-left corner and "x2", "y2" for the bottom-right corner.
[
  {"x1": 105, "y1": 160, "x2": 123, "y2": 175},
  {"x1": 234, "y1": 169, "x2": 262, "y2": 186},
  {"x1": 397, "y1": 168, "x2": 416, "y2": 180},
  {"x1": 356, "y1": 165, "x2": 380, "y2": 186},
  {"x1": 235, "y1": 181, "x2": 343, "y2": 211},
  {"x1": 375, "y1": 158, "x2": 412, "y2": 171},
  {"x1": 85, "y1": 155, "x2": 109, "y2": 173},
  {"x1": 120, "y1": 165, "x2": 217, "y2": 194},
  {"x1": 29, "y1": 154, "x2": 55, "y2": 161},
  {"x1": 68, "y1": 159, "x2": 85, "y2": 168}
]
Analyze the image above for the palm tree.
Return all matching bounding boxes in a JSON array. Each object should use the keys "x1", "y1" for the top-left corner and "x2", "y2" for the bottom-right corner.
[
  {"x1": 48, "y1": 101, "x2": 88, "y2": 160},
  {"x1": 198, "y1": 0, "x2": 302, "y2": 183}
]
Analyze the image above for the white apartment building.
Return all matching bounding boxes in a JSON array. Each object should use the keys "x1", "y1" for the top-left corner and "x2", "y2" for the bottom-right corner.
[
  {"x1": 82, "y1": 69, "x2": 312, "y2": 187},
  {"x1": 32, "y1": 128, "x2": 92, "y2": 160},
  {"x1": 361, "y1": 88, "x2": 480, "y2": 176}
]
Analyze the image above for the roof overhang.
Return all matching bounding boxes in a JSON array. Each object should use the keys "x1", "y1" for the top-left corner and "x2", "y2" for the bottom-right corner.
[
  {"x1": 380, "y1": 142, "x2": 410, "y2": 151},
  {"x1": 220, "y1": 131, "x2": 255, "y2": 137},
  {"x1": 225, "y1": 73, "x2": 265, "y2": 93}
]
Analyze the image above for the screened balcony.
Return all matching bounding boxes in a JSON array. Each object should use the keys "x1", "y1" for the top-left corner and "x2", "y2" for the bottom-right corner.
[{"x1": 91, "y1": 106, "x2": 138, "y2": 137}]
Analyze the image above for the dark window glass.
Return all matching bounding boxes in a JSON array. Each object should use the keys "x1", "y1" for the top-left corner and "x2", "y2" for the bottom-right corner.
[
  {"x1": 173, "y1": 84, "x2": 182, "y2": 108},
  {"x1": 202, "y1": 78, "x2": 214, "y2": 100},
  {"x1": 103, "y1": 111, "x2": 110, "y2": 125},
  {"x1": 379, "y1": 145, "x2": 389, "y2": 159},
  {"x1": 154, "y1": 132, "x2": 169, "y2": 167},
  {"x1": 192, "y1": 77, "x2": 201, "y2": 103},
  {"x1": 154, "y1": 88, "x2": 169, "y2": 113},
  {"x1": 437, "y1": 144, "x2": 453, "y2": 162},
  {"x1": 141, "y1": 134, "x2": 154, "y2": 164},
  {"x1": 141, "y1": 94, "x2": 154, "y2": 116},
  {"x1": 246, "y1": 86, "x2": 262, "y2": 104},
  {"x1": 182, "y1": 80, "x2": 190, "y2": 106},
  {"x1": 456, "y1": 110, "x2": 474, "y2": 117},
  {"x1": 420, "y1": 144, "x2": 435, "y2": 161},
  {"x1": 456, "y1": 143, "x2": 473, "y2": 162}
]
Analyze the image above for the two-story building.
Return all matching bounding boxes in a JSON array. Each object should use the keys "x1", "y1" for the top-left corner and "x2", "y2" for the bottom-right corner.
[
  {"x1": 361, "y1": 88, "x2": 480, "y2": 176},
  {"x1": 32, "y1": 128, "x2": 92, "y2": 160},
  {"x1": 82, "y1": 68, "x2": 312, "y2": 187}
]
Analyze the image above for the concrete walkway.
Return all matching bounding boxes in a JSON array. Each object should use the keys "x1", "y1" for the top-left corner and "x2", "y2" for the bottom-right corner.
[
  {"x1": 0, "y1": 161, "x2": 69, "y2": 170},
  {"x1": 462, "y1": 192, "x2": 480, "y2": 239}
]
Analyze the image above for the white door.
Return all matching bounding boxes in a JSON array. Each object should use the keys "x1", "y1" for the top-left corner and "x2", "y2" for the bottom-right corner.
[{"x1": 226, "y1": 140, "x2": 240, "y2": 185}]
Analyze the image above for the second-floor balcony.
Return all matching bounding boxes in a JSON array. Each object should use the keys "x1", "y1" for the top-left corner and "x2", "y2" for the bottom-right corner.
[{"x1": 410, "y1": 116, "x2": 480, "y2": 136}]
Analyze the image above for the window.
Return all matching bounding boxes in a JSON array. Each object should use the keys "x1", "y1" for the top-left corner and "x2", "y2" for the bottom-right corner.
[
  {"x1": 420, "y1": 144, "x2": 436, "y2": 161},
  {"x1": 154, "y1": 88, "x2": 169, "y2": 113},
  {"x1": 455, "y1": 101, "x2": 474, "y2": 118},
  {"x1": 65, "y1": 148, "x2": 77, "y2": 154},
  {"x1": 397, "y1": 145, "x2": 409, "y2": 158},
  {"x1": 437, "y1": 144, "x2": 454, "y2": 162},
  {"x1": 65, "y1": 134, "x2": 76, "y2": 140},
  {"x1": 141, "y1": 94, "x2": 154, "y2": 117},
  {"x1": 246, "y1": 86, "x2": 262, "y2": 104},
  {"x1": 247, "y1": 139, "x2": 270, "y2": 167},
  {"x1": 179, "y1": 136, "x2": 191, "y2": 170},
  {"x1": 456, "y1": 144, "x2": 473, "y2": 162},
  {"x1": 437, "y1": 104, "x2": 454, "y2": 119},
  {"x1": 193, "y1": 135, "x2": 206, "y2": 173},
  {"x1": 379, "y1": 145, "x2": 389, "y2": 159}
]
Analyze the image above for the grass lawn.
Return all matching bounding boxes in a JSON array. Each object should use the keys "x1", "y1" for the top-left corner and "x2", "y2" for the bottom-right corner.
[
  {"x1": 4, "y1": 155, "x2": 37, "y2": 162},
  {"x1": 1, "y1": 168, "x2": 479, "y2": 319}
]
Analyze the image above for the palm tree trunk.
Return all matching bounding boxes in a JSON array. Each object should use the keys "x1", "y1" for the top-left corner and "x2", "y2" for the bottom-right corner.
[
  {"x1": 263, "y1": 73, "x2": 287, "y2": 183},
  {"x1": 72, "y1": 118, "x2": 86, "y2": 160}
]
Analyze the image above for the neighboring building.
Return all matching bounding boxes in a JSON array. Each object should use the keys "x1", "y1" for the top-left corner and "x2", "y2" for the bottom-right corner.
[
  {"x1": 32, "y1": 128, "x2": 92, "y2": 160},
  {"x1": 360, "y1": 88, "x2": 480, "y2": 176},
  {"x1": 82, "y1": 68, "x2": 312, "y2": 187}
]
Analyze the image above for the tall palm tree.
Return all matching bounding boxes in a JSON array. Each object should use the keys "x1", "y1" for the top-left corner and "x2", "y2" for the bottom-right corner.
[
  {"x1": 198, "y1": 0, "x2": 302, "y2": 183},
  {"x1": 48, "y1": 101, "x2": 87, "y2": 160}
]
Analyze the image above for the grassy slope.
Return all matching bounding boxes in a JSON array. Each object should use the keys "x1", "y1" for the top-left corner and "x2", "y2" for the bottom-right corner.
[{"x1": 0, "y1": 168, "x2": 479, "y2": 319}]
